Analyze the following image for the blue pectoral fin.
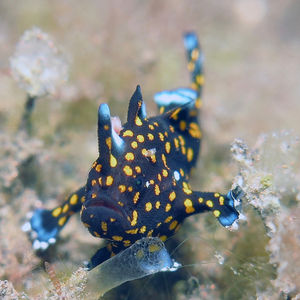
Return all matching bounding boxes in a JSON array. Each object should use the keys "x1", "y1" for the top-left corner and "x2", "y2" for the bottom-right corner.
[
  {"x1": 217, "y1": 186, "x2": 244, "y2": 227},
  {"x1": 22, "y1": 209, "x2": 61, "y2": 250}
]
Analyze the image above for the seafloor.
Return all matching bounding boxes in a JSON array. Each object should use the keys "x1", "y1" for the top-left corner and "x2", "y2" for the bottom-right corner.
[{"x1": 0, "y1": 1, "x2": 299, "y2": 299}]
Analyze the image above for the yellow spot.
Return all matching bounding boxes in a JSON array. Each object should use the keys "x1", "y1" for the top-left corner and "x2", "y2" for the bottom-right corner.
[
  {"x1": 52, "y1": 207, "x2": 62, "y2": 217},
  {"x1": 135, "y1": 117, "x2": 143, "y2": 126},
  {"x1": 206, "y1": 200, "x2": 213, "y2": 208},
  {"x1": 131, "y1": 141, "x2": 138, "y2": 149},
  {"x1": 187, "y1": 148, "x2": 193, "y2": 162},
  {"x1": 219, "y1": 196, "x2": 224, "y2": 205},
  {"x1": 149, "y1": 243, "x2": 161, "y2": 252},
  {"x1": 137, "y1": 135, "x2": 144, "y2": 143},
  {"x1": 110, "y1": 218, "x2": 116, "y2": 222},
  {"x1": 136, "y1": 249, "x2": 144, "y2": 259},
  {"x1": 187, "y1": 61, "x2": 195, "y2": 71},
  {"x1": 180, "y1": 168, "x2": 185, "y2": 176},
  {"x1": 155, "y1": 184, "x2": 160, "y2": 196},
  {"x1": 58, "y1": 216, "x2": 67, "y2": 226},
  {"x1": 160, "y1": 235, "x2": 167, "y2": 242},
  {"x1": 125, "y1": 152, "x2": 135, "y2": 161},
  {"x1": 94, "y1": 231, "x2": 101, "y2": 237},
  {"x1": 106, "y1": 137, "x2": 112, "y2": 150},
  {"x1": 154, "y1": 122, "x2": 159, "y2": 127},
  {"x1": 112, "y1": 235, "x2": 123, "y2": 241},
  {"x1": 213, "y1": 210, "x2": 221, "y2": 217},
  {"x1": 123, "y1": 165, "x2": 133, "y2": 176},
  {"x1": 162, "y1": 154, "x2": 169, "y2": 169},
  {"x1": 106, "y1": 175, "x2": 114, "y2": 186},
  {"x1": 198, "y1": 197, "x2": 204, "y2": 203},
  {"x1": 101, "y1": 221, "x2": 107, "y2": 232},
  {"x1": 169, "y1": 125, "x2": 175, "y2": 133},
  {"x1": 91, "y1": 179, "x2": 97, "y2": 186},
  {"x1": 98, "y1": 177, "x2": 102, "y2": 186},
  {"x1": 174, "y1": 138, "x2": 179, "y2": 149},
  {"x1": 133, "y1": 192, "x2": 140, "y2": 204},
  {"x1": 110, "y1": 154, "x2": 117, "y2": 168},
  {"x1": 156, "y1": 222, "x2": 162, "y2": 228},
  {"x1": 196, "y1": 74, "x2": 205, "y2": 85},
  {"x1": 95, "y1": 164, "x2": 102, "y2": 172},
  {"x1": 191, "y1": 48, "x2": 199, "y2": 61},
  {"x1": 169, "y1": 191, "x2": 176, "y2": 201},
  {"x1": 135, "y1": 166, "x2": 141, "y2": 173},
  {"x1": 183, "y1": 182, "x2": 192, "y2": 195},
  {"x1": 181, "y1": 146, "x2": 186, "y2": 155},
  {"x1": 165, "y1": 142, "x2": 171, "y2": 154},
  {"x1": 195, "y1": 98, "x2": 202, "y2": 109},
  {"x1": 170, "y1": 108, "x2": 181, "y2": 120},
  {"x1": 119, "y1": 185, "x2": 126, "y2": 193},
  {"x1": 214, "y1": 193, "x2": 220, "y2": 197},
  {"x1": 179, "y1": 120, "x2": 186, "y2": 131},
  {"x1": 159, "y1": 106, "x2": 165, "y2": 114},
  {"x1": 164, "y1": 216, "x2": 173, "y2": 223},
  {"x1": 145, "y1": 202, "x2": 152, "y2": 212},
  {"x1": 104, "y1": 124, "x2": 109, "y2": 130},
  {"x1": 148, "y1": 124, "x2": 155, "y2": 130},
  {"x1": 162, "y1": 169, "x2": 168, "y2": 177},
  {"x1": 165, "y1": 203, "x2": 172, "y2": 212},
  {"x1": 123, "y1": 130, "x2": 134, "y2": 137},
  {"x1": 169, "y1": 220, "x2": 178, "y2": 231},
  {"x1": 149, "y1": 179, "x2": 155, "y2": 185},
  {"x1": 189, "y1": 122, "x2": 202, "y2": 139},
  {"x1": 118, "y1": 201, "x2": 124, "y2": 207},
  {"x1": 190, "y1": 82, "x2": 198, "y2": 90},
  {"x1": 178, "y1": 135, "x2": 185, "y2": 146},
  {"x1": 128, "y1": 186, "x2": 133, "y2": 192},
  {"x1": 155, "y1": 201, "x2": 161, "y2": 209},
  {"x1": 157, "y1": 173, "x2": 162, "y2": 181},
  {"x1": 184, "y1": 198, "x2": 195, "y2": 214},
  {"x1": 92, "y1": 161, "x2": 97, "y2": 168},
  {"x1": 123, "y1": 240, "x2": 131, "y2": 247},
  {"x1": 147, "y1": 133, "x2": 154, "y2": 141},
  {"x1": 92, "y1": 193, "x2": 97, "y2": 199},
  {"x1": 150, "y1": 154, "x2": 156, "y2": 163},
  {"x1": 81, "y1": 196, "x2": 85, "y2": 203},
  {"x1": 147, "y1": 229, "x2": 154, "y2": 237},
  {"x1": 70, "y1": 194, "x2": 78, "y2": 205},
  {"x1": 131, "y1": 210, "x2": 138, "y2": 226},
  {"x1": 158, "y1": 132, "x2": 164, "y2": 141},
  {"x1": 139, "y1": 225, "x2": 147, "y2": 234},
  {"x1": 126, "y1": 228, "x2": 139, "y2": 234},
  {"x1": 62, "y1": 204, "x2": 69, "y2": 213}
]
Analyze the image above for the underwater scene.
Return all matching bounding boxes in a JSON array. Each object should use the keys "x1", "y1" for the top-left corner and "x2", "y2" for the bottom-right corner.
[{"x1": 0, "y1": 1, "x2": 299, "y2": 299}]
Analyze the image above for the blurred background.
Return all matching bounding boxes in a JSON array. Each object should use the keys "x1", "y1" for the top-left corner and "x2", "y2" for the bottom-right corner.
[{"x1": 0, "y1": 1, "x2": 299, "y2": 299}]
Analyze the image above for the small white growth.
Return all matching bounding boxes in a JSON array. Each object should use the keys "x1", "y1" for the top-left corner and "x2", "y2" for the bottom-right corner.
[
  {"x1": 48, "y1": 237, "x2": 56, "y2": 244},
  {"x1": 226, "y1": 219, "x2": 239, "y2": 231},
  {"x1": 10, "y1": 27, "x2": 69, "y2": 97},
  {"x1": 145, "y1": 181, "x2": 150, "y2": 188},
  {"x1": 21, "y1": 222, "x2": 31, "y2": 232},
  {"x1": 173, "y1": 171, "x2": 180, "y2": 181},
  {"x1": 32, "y1": 239, "x2": 41, "y2": 250},
  {"x1": 214, "y1": 252, "x2": 225, "y2": 265},
  {"x1": 165, "y1": 260, "x2": 182, "y2": 272},
  {"x1": 40, "y1": 241, "x2": 49, "y2": 250},
  {"x1": 30, "y1": 231, "x2": 38, "y2": 240}
]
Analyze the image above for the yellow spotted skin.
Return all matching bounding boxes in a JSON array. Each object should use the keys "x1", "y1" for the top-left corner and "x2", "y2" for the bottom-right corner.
[{"x1": 28, "y1": 32, "x2": 240, "y2": 270}]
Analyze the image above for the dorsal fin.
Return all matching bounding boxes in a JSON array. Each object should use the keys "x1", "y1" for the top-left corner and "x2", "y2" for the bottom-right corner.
[{"x1": 127, "y1": 85, "x2": 147, "y2": 126}]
